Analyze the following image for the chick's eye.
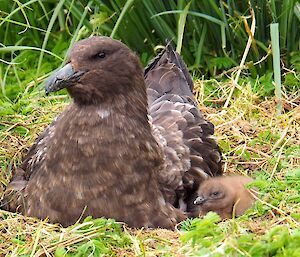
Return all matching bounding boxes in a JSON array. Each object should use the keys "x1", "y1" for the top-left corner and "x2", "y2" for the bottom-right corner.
[
  {"x1": 212, "y1": 191, "x2": 219, "y2": 196},
  {"x1": 97, "y1": 52, "x2": 106, "y2": 58}
]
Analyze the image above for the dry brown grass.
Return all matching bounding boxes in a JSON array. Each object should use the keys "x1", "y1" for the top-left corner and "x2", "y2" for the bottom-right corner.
[
  {"x1": 0, "y1": 79, "x2": 299, "y2": 256},
  {"x1": 195, "y1": 79, "x2": 299, "y2": 177}
]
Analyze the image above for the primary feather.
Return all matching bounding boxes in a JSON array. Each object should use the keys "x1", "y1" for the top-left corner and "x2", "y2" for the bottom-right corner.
[{"x1": 145, "y1": 44, "x2": 222, "y2": 210}]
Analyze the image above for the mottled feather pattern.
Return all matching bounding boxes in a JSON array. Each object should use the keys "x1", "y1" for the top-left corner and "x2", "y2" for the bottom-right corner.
[
  {"x1": 2, "y1": 115, "x2": 61, "y2": 213},
  {"x1": 145, "y1": 44, "x2": 222, "y2": 211},
  {"x1": 22, "y1": 100, "x2": 180, "y2": 228},
  {"x1": 2, "y1": 37, "x2": 221, "y2": 228}
]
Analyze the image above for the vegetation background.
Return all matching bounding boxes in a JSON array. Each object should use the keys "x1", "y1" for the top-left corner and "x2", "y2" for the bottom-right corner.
[{"x1": 0, "y1": 0, "x2": 299, "y2": 256}]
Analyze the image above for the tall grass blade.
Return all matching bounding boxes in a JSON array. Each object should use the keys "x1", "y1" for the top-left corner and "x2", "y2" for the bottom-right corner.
[
  {"x1": 0, "y1": 0, "x2": 298, "y2": 84},
  {"x1": 110, "y1": 0, "x2": 135, "y2": 39},
  {"x1": 224, "y1": 6, "x2": 256, "y2": 108},
  {"x1": 64, "y1": 1, "x2": 93, "y2": 63},
  {"x1": 176, "y1": 2, "x2": 191, "y2": 54},
  {"x1": 58, "y1": 9, "x2": 65, "y2": 31},
  {"x1": 0, "y1": 0, "x2": 39, "y2": 27},
  {"x1": 270, "y1": 23, "x2": 282, "y2": 115},
  {"x1": 0, "y1": 18, "x2": 46, "y2": 32},
  {"x1": 152, "y1": 11, "x2": 225, "y2": 26},
  {"x1": 37, "y1": 0, "x2": 49, "y2": 20},
  {"x1": 294, "y1": 2, "x2": 300, "y2": 21},
  {"x1": 279, "y1": 0, "x2": 289, "y2": 49},
  {"x1": 194, "y1": 24, "x2": 207, "y2": 66},
  {"x1": 153, "y1": 10, "x2": 226, "y2": 54},
  {"x1": 0, "y1": 46, "x2": 63, "y2": 60},
  {"x1": 36, "y1": 0, "x2": 65, "y2": 76},
  {"x1": 64, "y1": 0, "x2": 92, "y2": 31}
]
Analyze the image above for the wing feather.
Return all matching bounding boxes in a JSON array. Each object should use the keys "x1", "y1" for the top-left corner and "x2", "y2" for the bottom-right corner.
[
  {"x1": 1, "y1": 111, "x2": 64, "y2": 212},
  {"x1": 145, "y1": 44, "x2": 222, "y2": 212}
]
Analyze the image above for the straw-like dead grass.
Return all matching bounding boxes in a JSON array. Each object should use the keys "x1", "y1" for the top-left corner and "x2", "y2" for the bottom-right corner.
[
  {"x1": 0, "y1": 79, "x2": 299, "y2": 256},
  {"x1": 195, "y1": 79, "x2": 299, "y2": 176}
]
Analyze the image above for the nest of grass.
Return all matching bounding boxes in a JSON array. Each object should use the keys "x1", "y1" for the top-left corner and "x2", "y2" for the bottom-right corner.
[{"x1": 0, "y1": 79, "x2": 299, "y2": 256}]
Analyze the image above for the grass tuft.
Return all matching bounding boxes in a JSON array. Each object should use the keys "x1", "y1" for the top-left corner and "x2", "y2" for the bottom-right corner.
[{"x1": 0, "y1": 76, "x2": 299, "y2": 255}]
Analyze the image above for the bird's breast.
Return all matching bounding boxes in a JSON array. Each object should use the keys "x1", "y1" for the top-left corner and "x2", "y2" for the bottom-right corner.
[{"x1": 41, "y1": 105, "x2": 161, "y2": 177}]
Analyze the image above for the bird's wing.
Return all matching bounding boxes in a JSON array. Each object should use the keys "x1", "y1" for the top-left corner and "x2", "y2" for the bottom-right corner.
[
  {"x1": 1, "y1": 111, "x2": 63, "y2": 212},
  {"x1": 21, "y1": 114, "x2": 62, "y2": 179},
  {"x1": 145, "y1": 44, "x2": 222, "y2": 210}
]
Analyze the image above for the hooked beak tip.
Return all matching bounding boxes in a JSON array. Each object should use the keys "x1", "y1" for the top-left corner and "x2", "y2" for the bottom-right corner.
[{"x1": 44, "y1": 63, "x2": 85, "y2": 95}]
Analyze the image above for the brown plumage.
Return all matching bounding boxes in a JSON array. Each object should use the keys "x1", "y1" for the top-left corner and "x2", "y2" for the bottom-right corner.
[
  {"x1": 2, "y1": 36, "x2": 222, "y2": 228},
  {"x1": 190, "y1": 175, "x2": 256, "y2": 219},
  {"x1": 145, "y1": 43, "x2": 222, "y2": 211}
]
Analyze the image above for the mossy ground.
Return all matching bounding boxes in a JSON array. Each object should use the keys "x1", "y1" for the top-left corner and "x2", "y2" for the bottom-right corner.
[{"x1": 0, "y1": 78, "x2": 299, "y2": 256}]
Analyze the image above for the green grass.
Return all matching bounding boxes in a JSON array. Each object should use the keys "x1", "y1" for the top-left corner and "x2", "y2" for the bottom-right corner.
[
  {"x1": 0, "y1": 76, "x2": 299, "y2": 256},
  {"x1": 0, "y1": 1, "x2": 299, "y2": 255},
  {"x1": 1, "y1": 0, "x2": 299, "y2": 86}
]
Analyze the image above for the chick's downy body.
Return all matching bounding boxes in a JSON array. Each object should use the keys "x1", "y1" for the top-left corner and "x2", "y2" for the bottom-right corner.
[{"x1": 191, "y1": 175, "x2": 256, "y2": 219}]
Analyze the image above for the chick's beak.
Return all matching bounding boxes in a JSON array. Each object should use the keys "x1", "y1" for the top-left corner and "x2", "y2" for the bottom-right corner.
[
  {"x1": 45, "y1": 63, "x2": 85, "y2": 95},
  {"x1": 194, "y1": 196, "x2": 207, "y2": 205}
]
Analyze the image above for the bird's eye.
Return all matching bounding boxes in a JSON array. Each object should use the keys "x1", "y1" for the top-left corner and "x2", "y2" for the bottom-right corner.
[
  {"x1": 212, "y1": 191, "x2": 219, "y2": 196},
  {"x1": 97, "y1": 52, "x2": 106, "y2": 58}
]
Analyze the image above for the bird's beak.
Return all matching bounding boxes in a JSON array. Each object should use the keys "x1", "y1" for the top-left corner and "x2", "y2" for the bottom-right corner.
[
  {"x1": 194, "y1": 196, "x2": 207, "y2": 205},
  {"x1": 45, "y1": 63, "x2": 86, "y2": 95}
]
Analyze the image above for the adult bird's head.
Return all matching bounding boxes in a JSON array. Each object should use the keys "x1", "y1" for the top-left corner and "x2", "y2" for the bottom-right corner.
[{"x1": 45, "y1": 36, "x2": 145, "y2": 105}]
